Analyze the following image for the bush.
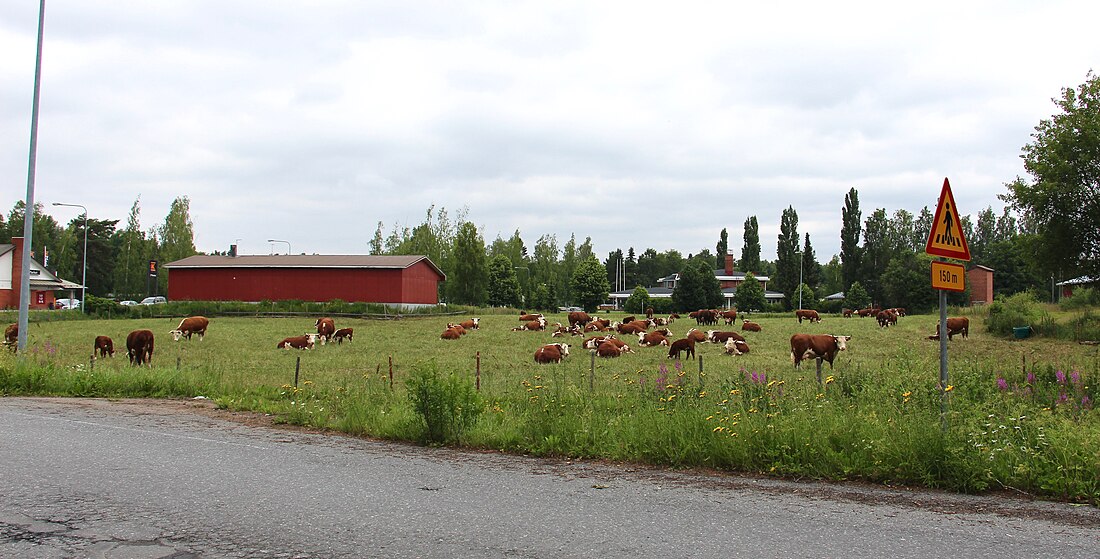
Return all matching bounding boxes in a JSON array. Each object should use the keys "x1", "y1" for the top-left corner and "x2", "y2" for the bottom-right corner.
[
  {"x1": 985, "y1": 291, "x2": 1047, "y2": 337},
  {"x1": 1060, "y1": 287, "x2": 1099, "y2": 310},
  {"x1": 405, "y1": 363, "x2": 482, "y2": 445}
]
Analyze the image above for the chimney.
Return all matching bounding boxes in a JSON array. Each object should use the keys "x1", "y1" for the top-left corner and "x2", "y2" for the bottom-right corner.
[
  {"x1": 725, "y1": 251, "x2": 734, "y2": 275},
  {"x1": 229, "y1": 244, "x2": 238, "y2": 257},
  {"x1": 9, "y1": 237, "x2": 25, "y2": 310}
]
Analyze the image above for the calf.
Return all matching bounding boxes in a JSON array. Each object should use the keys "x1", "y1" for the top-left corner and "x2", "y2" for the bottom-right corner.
[
  {"x1": 741, "y1": 321, "x2": 761, "y2": 332},
  {"x1": 459, "y1": 318, "x2": 480, "y2": 330},
  {"x1": 668, "y1": 338, "x2": 696, "y2": 360},
  {"x1": 170, "y1": 316, "x2": 209, "y2": 341},
  {"x1": 790, "y1": 333, "x2": 851, "y2": 383},
  {"x1": 720, "y1": 309, "x2": 738, "y2": 325},
  {"x1": 930, "y1": 317, "x2": 970, "y2": 340},
  {"x1": 705, "y1": 330, "x2": 745, "y2": 344},
  {"x1": 534, "y1": 343, "x2": 570, "y2": 364},
  {"x1": 332, "y1": 328, "x2": 354, "y2": 343},
  {"x1": 795, "y1": 309, "x2": 821, "y2": 323},
  {"x1": 637, "y1": 331, "x2": 670, "y2": 347},
  {"x1": 876, "y1": 309, "x2": 898, "y2": 328},
  {"x1": 724, "y1": 338, "x2": 750, "y2": 355},
  {"x1": 842, "y1": 308, "x2": 854, "y2": 318},
  {"x1": 126, "y1": 329, "x2": 155, "y2": 366},
  {"x1": 596, "y1": 341, "x2": 623, "y2": 358},
  {"x1": 4, "y1": 323, "x2": 17, "y2": 349},
  {"x1": 278, "y1": 334, "x2": 317, "y2": 349},
  {"x1": 315, "y1": 317, "x2": 336, "y2": 344},
  {"x1": 93, "y1": 335, "x2": 114, "y2": 359},
  {"x1": 568, "y1": 311, "x2": 593, "y2": 328},
  {"x1": 440, "y1": 327, "x2": 463, "y2": 340}
]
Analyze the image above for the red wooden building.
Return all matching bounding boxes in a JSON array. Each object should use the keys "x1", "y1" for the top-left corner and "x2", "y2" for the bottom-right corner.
[{"x1": 165, "y1": 254, "x2": 445, "y2": 308}]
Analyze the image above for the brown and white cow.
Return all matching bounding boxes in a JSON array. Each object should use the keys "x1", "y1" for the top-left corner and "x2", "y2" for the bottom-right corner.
[
  {"x1": 512, "y1": 316, "x2": 548, "y2": 331},
  {"x1": 741, "y1": 321, "x2": 762, "y2": 332},
  {"x1": 857, "y1": 306, "x2": 880, "y2": 318},
  {"x1": 440, "y1": 327, "x2": 463, "y2": 340},
  {"x1": 170, "y1": 316, "x2": 209, "y2": 341},
  {"x1": 534, "y1": 343, "x2": 570, "y2": 364},
  {"x1": 459, "y1": 318, "x2": 480, "y2": 330},
  {"x1": 637, "y1": 331, "x2": 670, "y2": 347},
  {"x1": 790, "y1": 334, "x2": 851, "y2": 383},
  {"x1": 568, "y1": 311, "x2": 593, "y2": 328},
  {"x1": 332, "y1": 328, "x2": 354, "y2": 343},
  {"x1": 930, "y1": 317, "x2": 970, "y2": 340},
  {"x1": 446, "y1": 323, "x2": 468, "y2": 336},
  {"x1": 518, "y1": 312, "x2": 543, "y2": 322},
  {"x1": 694, "y1": 309, "x2": 719, "y2": 325},
  {"x1": 315, "y1": 318, "x2": 336, "y2": 344},
  {"x1": 668, "y1": 338, "x2": 696, "y2": 360},
  {"x1": 705, "y1": 330, "x2": 745, "y2": 344},
  {"x1": 685, "y1": 328, "x2": 707, "y2": 343},
  {"x1": 582, "y1": 335, "x2": 615, "y2": 350},
  {"x1": 876, "y1": 309, "x2": 898, "y2": 328},
  {"x1": 724, "y1": 338, "x2": 750, "y2": 356},
  {"x1": 126, "y1": 329, "x2": 155, "y2": 366},
  {"x1": 601, "y1": 337, "x2": 633, "y2": 353},
  {"x1": 720, "y1": 309, "x2": 738, "y2": 325},
  {"x1": 93, "y1": 335, "x2": 114, "y2": 359},
  {"x1": 278, "y1": 333, "x2": 318, "y2": 349},
  {"x1": 596, "y1": 341, "x2": 623, "y2": 358},
  {"x1": 3, "y1": 323, "x2": 17, "y2": 348},
  {"x1": 615, "y1": 321, "x2": 648, "y2": 335},
  {"x1": 842, "y1": 308, "x2": 854, "y2": 318},
  {"x1": 795, "y1": 309, "x2": 821, "y2": 323}
]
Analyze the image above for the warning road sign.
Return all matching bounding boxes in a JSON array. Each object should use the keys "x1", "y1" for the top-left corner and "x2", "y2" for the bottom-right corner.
[{"x1": 925, "y1": 178, "x2": 971, "y2": 260}]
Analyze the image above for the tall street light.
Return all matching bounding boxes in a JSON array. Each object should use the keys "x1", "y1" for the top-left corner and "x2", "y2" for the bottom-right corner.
[
  {"x1": 267, "y1": 239, "x2": 291, "y2": 255},
  {"x1": 52, "y1": 202, "x2": 87, "y2": 314}
]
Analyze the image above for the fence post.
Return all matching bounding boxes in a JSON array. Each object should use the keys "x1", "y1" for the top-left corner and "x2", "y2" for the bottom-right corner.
[
  {"x1": 476, "y1": 351, "x2": 481, "y2": 391},
  {"x1": 589, "y1": 350, "x2": 595, "y2": 391},
  {"x1": 389, "y1": 356, "x2": 394, "y2": 389},
  {"x1": 698, "y1": 354, "x2": 704, "y2": 386},
  {"x1": 89, "y1": 354, "x2": 94, "y2": 371},
  {"x1": 294, "y1": 355, "x2": 300, "y2": 387}
]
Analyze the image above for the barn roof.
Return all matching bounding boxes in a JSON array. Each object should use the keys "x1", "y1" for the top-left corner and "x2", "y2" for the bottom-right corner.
[{"x1": 165, "y1": 254, "x2": 446, "y2": 279}]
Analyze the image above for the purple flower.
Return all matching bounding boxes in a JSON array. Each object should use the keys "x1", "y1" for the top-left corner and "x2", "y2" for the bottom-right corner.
[
  {"x1": 1057, "y1": 392, "x2": 1070, "y2": 405},
  {"x1": 996, "y1": 377, "x2": 1008, "y2": 391},
  {"x1": 1071, "y1": 370, "x2": 1081, "y2": 385},
  {"x1": 1056, "y1": 370, "x2": 1066, "y2": 384},
  {"x1": 1082, "y1": 395, "x2": 1093, "y2": 410},
  {"x1": 1026, "y1": 372, "x2": 1036, "y2": 385}
]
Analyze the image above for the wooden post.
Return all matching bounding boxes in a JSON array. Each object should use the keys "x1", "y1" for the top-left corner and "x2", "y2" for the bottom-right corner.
[
  {"x1": 589, "y1": 350, "x2": 595, "y2": 391},
  {"x1": 176, "y1": 355, "x2": 181, "y2": 371},
  {"x1": 476, "y1": 351, "x2": 481, "y2": 391},
  {"x1": 698, "y1": 355, "x2": 704, "y2": 386},
  {"x1": 294, "y1": 355, "x2": 300, "y2": 387},
  {"x1": 89, "y1": 354, "x2": 94, "y2": 371},
  {"x1": 389, "y1": 355, "x2": 394, "y2": 389}
]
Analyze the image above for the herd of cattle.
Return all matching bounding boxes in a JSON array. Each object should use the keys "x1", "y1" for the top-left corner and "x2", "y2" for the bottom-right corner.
[{"x1": 2, "y1": 305, "x2": 971, "y2": 379}]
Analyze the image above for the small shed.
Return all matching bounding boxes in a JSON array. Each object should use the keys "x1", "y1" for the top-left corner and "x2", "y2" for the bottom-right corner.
[
  {"x1": 165, "y1": 254, "x2": 446, "y2": 309},
  {"x1": 968, "y1": 265, "x2": 994, "y2": 305}
]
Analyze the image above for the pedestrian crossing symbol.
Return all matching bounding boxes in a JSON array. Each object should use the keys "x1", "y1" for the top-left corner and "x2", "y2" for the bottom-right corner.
[{"x1": 925, "y1": 178, "x2": 971, "y2": 261}]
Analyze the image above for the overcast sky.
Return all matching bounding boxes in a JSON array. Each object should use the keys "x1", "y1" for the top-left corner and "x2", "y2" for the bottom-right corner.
[{"x1": 2, "y1": 1, "x2": 1097, "y2": 263}]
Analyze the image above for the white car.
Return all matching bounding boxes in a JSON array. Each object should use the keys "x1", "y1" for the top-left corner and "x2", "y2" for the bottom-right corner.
[
  {"x1": 140, "y1": 296, "x2": 167, "y2": 305},
  {"x1": 55, "y1": 298, "x2": 81, "y2": 310},
  {"x1": 119, "y1": 300, "x2": 138, "y2": 306}
]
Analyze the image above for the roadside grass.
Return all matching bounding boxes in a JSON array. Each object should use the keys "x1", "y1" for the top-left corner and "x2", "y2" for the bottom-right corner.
[{"x1": 1, "y1": 310, "x2": 1097, "y2": 503}]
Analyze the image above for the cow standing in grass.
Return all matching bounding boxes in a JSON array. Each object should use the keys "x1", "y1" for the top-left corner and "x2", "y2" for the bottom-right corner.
[
  {"x1": 127, "y1": 330, "x2": 155, "y2": 366},
  {"x1": 170, "y1": 316, "x2": 209, "y2": 341},
  {"x1": 93, "y1": 335, "x2": 114, "y2": 358},
  {"x1": 790, "y1": 334, "x2": 851, "y2": 383}
]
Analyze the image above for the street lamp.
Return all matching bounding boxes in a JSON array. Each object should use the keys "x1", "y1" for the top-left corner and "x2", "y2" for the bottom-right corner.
[
  {"x1": 52, "y1": 202, "x2": 87, "y2": 314},
  {"x1": 267, "y1": 239, "x2": 291, "y2": 255}
]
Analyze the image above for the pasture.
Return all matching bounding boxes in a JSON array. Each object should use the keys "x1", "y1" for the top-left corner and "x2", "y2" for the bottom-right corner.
[{"x1": 2, "y1": 309, "x2": 1098, "y2": 503}]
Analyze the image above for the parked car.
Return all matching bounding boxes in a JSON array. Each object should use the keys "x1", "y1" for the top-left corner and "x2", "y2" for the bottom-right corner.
[
  {"x1": 119, "y1": 300, "x2": 138, "y2": 306},
  {"x1": 140, "y1": 296, "x2": 167, "y2": 305},
  {"x1": 55, "y1": 298, "x2": 81, "y2": 310}
]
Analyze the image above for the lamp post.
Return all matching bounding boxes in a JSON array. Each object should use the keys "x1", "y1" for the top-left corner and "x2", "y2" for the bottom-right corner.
[
  {"x1": 267, "y1": 239, "x2": 291, "y2": 255},
  {"x1": 52, "y1": 202, "x2": 87, "y2": 314}
]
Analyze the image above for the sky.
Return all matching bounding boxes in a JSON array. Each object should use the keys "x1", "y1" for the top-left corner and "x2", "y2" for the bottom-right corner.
[{"x1": 2, "y1": 1, "x2": 1098, "y2": 263}]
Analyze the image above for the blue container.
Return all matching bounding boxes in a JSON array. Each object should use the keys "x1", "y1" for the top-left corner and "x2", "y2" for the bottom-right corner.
[{"x1": 1013, "y1": 326, "x2": 1031, "y2": 339}]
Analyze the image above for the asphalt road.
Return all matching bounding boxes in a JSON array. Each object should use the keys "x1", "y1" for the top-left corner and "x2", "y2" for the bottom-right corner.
[{"x1": 1, "y1": 397, "x2": 1096, "y2": 558}]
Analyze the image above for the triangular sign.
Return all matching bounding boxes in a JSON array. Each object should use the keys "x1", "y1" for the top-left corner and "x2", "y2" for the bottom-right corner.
[{"x1": 925, "y1": 178, "x2": 971, "y2": 261}]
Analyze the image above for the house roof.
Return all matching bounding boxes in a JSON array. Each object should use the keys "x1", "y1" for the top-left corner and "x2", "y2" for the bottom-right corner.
[
  {"x1": 165, "y1": 254, "x2": 446, "y2": 279},
  {"x1": 1056, "y1": 275, "x2": 1098, "y2": 287},
  {"x1": 609, "y1": 286, "x2": 785, "y2": 300},
  {"x1": 1, "y1": 243, "x2": 84, "y2": 290}
]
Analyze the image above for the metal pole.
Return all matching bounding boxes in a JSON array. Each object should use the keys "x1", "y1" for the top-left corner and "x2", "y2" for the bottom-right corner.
[
  {"x1": 80, "y1": 211, "x2": 87, "y2": 313},
  {"x1": 17, "y1": 0, "x2": 47, "y2": 352},
  {"x1": 939, "y1": 289, "x2": 948, "y2": 430}
]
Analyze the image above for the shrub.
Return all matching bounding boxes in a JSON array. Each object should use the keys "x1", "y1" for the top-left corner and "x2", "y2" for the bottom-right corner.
[
  {"x1": 985, "y1": 291, "x2": 1047, "y2": 337},
  {"x1": 405, "y1": 363, "x2": 482, "y2": 444},
  {"x1": 1060, "y1": 287, "x2": 1099, "y2": 310}
]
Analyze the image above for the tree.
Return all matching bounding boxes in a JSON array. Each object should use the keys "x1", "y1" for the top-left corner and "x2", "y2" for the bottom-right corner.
[
  {"x1": 881, "y1": 252, "x2": 937, "y2": 313},
  {"x1": 625, "y1": 247, "x2": 638, "y2": 289},
  {"x1": 716, "y1": 228, "x2": 729, "y2": 270},
  {"x1": 793, "y1": 283, "x2": 816, "y2": 310},
  {"x1": 369, "y1": 222, "x2": 385, "y2": 255},
  {"x1": 820, "y1": 255, "x2": 843, "y2": 298},
  {"x1": 571, "y1": 257, "x2": 610, "y2": 312},
  {"x1": 559, "y1": 234, "x2": 578, "y2": 303},
  {"x1": 605, "y1": 249, "x2": 624, "y2": 291},
  {"x1": 531, "y1": 234, "x2": 559, "y2": 304},
  {"x1": 775, "y1": 206, "x2": 800, "y2": 304},
  {"x1": 971, "y1": 206, "x2": 997, "y2": 262},
  {"x1": 914, "y1": 206, "x2": 934, "y2": 249},
  {"x1": 529, "y1": 283, "x2": 554, "y2": 311},
  {"x1": 156, "y1": 196, "x2": 198, "y2": 294},
  {"x1": 111, "y1": 197, "x2": 152, "y2": 299},
  {"x1": 672, "y1": 258, "x2": 721, "y2": 311},
  {"x1": 1005, "y1": 72, "x2": 1100, "y2": 279},
  {"x1": 840, "y1": 188, "x2": 862, "y2": 291},
  {"x1": 801, "y1": 233, "x2": 822, "y2": 292},
  {"x1": 71, "y1": 217, "x2": 119, "y2": 297},
  {"x1": 846, "y1": 281, "x2": 871, "y2": 309},
  {"x1": 446, "y1": 222, "x2": 488, "y2": 306},
  {"x1": 734, "y1": 272, "x2": 766, "y2": 312},
  {"x1": 624, "y1": 285, "x2": 652, "y2": 314},
  {"x1": 487, "y1": 255, "x2": 522, "y2": 307},
  {"x1": 739, "y1": 217, "x2": 761, "y2": 273},
  {"x1": 859, "y1": 208, "x2": 891, "y2": 304}
]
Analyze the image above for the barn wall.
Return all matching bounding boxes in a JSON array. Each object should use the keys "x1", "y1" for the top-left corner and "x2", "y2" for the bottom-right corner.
[
  {"x1": 168, "y1": 267, "x2": 439, "y2": 305},
  {"x1": 401, "y1": 261, "x2": 444, "y2": 304}
]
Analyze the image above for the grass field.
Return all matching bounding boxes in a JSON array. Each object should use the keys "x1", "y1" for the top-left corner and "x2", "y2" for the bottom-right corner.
[{"x1": 2, "y1": 308, "x2": 1098, "y2": 503}]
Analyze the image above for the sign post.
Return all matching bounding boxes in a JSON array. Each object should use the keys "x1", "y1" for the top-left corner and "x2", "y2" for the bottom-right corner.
[{"x1": 925, "y1": 178, "x2": 970, "y2": 429}]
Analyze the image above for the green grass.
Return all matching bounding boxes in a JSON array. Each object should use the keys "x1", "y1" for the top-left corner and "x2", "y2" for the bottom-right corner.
[{"x1": 2, "y1": 309, "x2": 1098, "y2": 503}]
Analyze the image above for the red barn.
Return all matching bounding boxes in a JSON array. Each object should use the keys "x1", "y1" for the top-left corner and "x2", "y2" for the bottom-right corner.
[{"x1": 165, "y1": 254, "x2": 445, "y2": 308}]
